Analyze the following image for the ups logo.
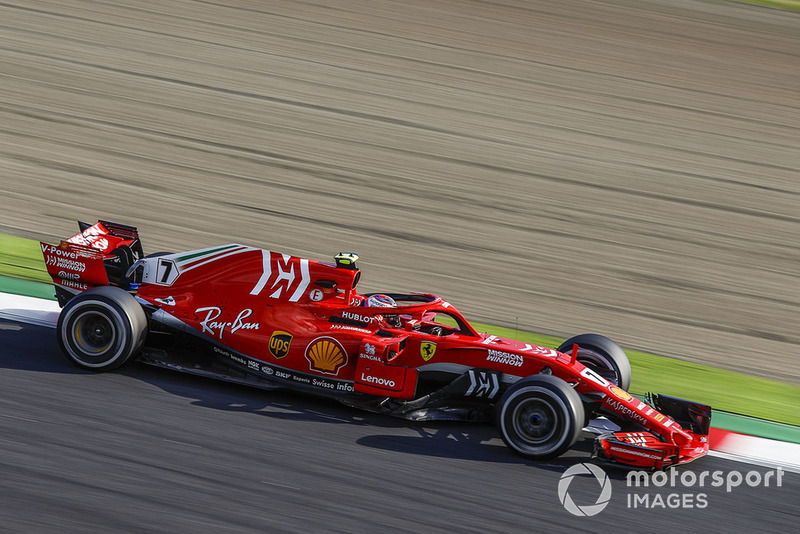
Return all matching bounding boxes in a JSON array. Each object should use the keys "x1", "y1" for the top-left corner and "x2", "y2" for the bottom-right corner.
[{"x1": 269, "y1": 331, "x2": 293, "y2": 359}]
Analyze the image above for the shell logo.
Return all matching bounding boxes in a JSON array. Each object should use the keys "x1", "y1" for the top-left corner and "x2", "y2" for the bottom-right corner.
[
  {"x1": 609, "y1": 385, "x2": 633, "y2": 402},
  {"x1": 305, "y1": 337, "x2": 348, "y2": 375}
]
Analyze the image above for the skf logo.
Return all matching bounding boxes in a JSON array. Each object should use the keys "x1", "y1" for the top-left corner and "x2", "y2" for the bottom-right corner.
[
  {"x1": 269, "y1": 331, "x2": 293, "y2": 359},
  {"x1": 420, "y1": 341, "x2": 436, "y2": 361}
]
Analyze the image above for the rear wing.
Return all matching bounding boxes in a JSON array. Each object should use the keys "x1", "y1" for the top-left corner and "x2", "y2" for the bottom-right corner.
[{"x1": 41, "y1": 220, "x2": 144, "y2": 306}]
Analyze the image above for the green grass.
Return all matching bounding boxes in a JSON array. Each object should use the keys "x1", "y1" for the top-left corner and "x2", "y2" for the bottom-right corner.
[
  {"x1": 4, "y1": 232, "x2": 800, "y2": 426},
  {"x1": 0, "y1": 234, "x2": 52, "y2": 285},
  {"x1": 730, "y1": 0, "x2": 800, "y2": 11}
]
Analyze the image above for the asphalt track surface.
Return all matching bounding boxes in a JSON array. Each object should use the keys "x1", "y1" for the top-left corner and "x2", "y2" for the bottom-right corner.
[
  {"x1": 1, "y1": 1, "x2": 799, "y2": 532},
  {"x1": 0, "y1": 0, "x2": 798, "y2": 382},
  {"x1": 0, "y1": 318, "x2": 798, "y2": 533}
]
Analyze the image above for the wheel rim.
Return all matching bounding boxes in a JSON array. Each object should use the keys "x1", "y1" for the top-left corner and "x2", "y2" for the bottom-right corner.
[
  {"x1": 73, "y1": 311, "x2": 116, "y2": 355},
  {"x1": 512, "y1": 398, "x2": 559, "y2": 446},
  {"x1": 578, "y1": 349, "x2": 620, "y2": 385}
]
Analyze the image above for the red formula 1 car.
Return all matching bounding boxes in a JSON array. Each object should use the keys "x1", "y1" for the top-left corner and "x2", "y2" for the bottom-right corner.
[{"x1": 41, "y1": 220, "x2": 712, "y2": 469}]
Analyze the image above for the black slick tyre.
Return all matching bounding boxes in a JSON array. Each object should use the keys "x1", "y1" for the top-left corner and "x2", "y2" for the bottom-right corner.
[
  {"x1": 557, "y1": 334, "x2": 632, "y2": 391},
  {"x1": 496, "y1": 375, "x2": 584, "y2": 459},
  {"x1": 57, "y1": 286, "x2": 148, "y2": 371}
]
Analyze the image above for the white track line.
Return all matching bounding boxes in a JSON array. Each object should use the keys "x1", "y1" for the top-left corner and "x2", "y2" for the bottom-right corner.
[
  {"x1": 708, "y1": 450, "x2": 800, "y2": 474},
  {"x1": 0, "y1": 292, "x2": 59, "y2": 328},
  {"x1": 710, "y1": 432, "x2": 800, "y2": 473}
]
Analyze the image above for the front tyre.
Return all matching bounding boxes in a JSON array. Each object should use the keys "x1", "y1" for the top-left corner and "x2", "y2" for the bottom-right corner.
[
  {"x1": 496, "y1": 375, "x2": 585, "y2": 459},
  {"x1": 57, "y1": 286, "x2": 148, "y2": 371},
  {"x1": 557, "y1": 334, "x2": 632, "y2": 391}
]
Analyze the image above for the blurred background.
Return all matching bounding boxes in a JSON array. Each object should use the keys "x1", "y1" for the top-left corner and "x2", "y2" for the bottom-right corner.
[{"x1": 1, "y1": 0, "x2": 798, "y2": 382}]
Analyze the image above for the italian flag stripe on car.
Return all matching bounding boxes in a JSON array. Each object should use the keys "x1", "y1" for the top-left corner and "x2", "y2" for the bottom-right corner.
[{"x1": 174, "y1": 244, "x2": 242, "y2": 264}]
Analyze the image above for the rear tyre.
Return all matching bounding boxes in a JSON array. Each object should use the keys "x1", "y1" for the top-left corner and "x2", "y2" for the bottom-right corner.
[
  {"x1": 558, "y1": 334, "x2": 631, "y2": 391},
  {"x1": 57, "y1": 286, "x2": 148, "y2": 371},
  {"x1": 496, "y1": 375, "x2": 584, "y2": 459}
]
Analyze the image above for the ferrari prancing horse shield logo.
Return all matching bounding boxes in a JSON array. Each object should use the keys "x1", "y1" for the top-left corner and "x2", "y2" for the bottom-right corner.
[{"x1": 420, "y1": 341, "x2": 437, "y2": 361}]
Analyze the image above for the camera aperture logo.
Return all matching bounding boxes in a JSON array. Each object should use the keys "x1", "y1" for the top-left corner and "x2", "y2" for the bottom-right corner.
[
  {"x1": 558, "y1": 463, "x2": 785, "y2": 515},
  {"x1": 558, "y1": 463, "x2": 612, "y2": 516}
]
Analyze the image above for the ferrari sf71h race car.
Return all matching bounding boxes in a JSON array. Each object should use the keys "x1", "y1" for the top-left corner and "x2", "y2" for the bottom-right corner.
[{"x1": 41, "y1": 220, "x2": 712, "y2": 469}]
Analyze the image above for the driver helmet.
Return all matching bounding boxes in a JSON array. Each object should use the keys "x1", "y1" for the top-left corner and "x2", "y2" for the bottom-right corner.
[
  {"x1": 365, "y1": 294, "x2": 396, "y2": 308},
  {"x1": 365, "y1": 294, "x2": 400, "y2": 327}
]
